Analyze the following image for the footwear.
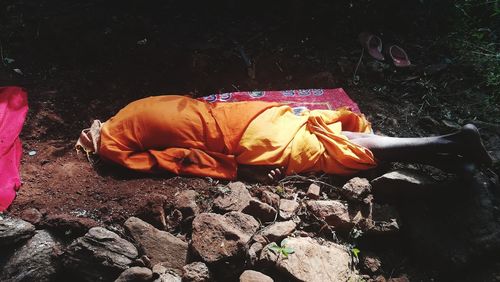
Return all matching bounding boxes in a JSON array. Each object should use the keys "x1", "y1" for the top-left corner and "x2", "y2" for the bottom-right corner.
[
  {"x1": 358, "y1": 32, "x2": 385, "y2": 61},
  {"x1": 385, "y1": 45, "x2": 411, "y2": 67}
]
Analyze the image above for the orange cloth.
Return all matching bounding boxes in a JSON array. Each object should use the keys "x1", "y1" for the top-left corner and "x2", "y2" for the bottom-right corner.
[
  {"x1": 99, "y1": 95, "x2": 277, "y2": 179},
  {"x1": 100, "y1": 95, "x2": 376, "y2": 179},
  {"x1": 237, "y1": 106, "x2": 377, "y2": 175}
]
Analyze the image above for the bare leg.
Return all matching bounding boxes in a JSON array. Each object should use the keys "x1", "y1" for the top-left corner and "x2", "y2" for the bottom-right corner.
[
  {"x1": 341, "y1": 131, "x2": 375, "y2": 140},
  {"x1": 347, "y1": 124, "x2": 492, "y2": 166}
]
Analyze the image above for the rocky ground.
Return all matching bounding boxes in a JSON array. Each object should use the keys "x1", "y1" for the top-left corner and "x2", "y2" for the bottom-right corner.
[
  {"x1": 1, "y1": 170, "x2": 500, "y2": 281},
  {"x1": 1, "y1": 0, "x2": 500, "y2": 281}
]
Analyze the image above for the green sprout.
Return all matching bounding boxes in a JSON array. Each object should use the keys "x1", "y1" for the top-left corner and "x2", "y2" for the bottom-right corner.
[
  {"x1": 350, "y1": 247, "x2": 361, "y2": 265},
  {"x1": 268, "y1": 239, "x2": 295, "y2": 258},
  {"x1": 351, "y1": 247, "x2": 360, "y2": 260},
  {"x1": 274, "y1": 185, "x2": 286, "y2": 197}
]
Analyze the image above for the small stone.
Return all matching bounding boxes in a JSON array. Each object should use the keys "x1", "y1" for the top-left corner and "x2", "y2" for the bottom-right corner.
[
  {"x1": 138, "y1": 194, "x2": 169, "y2": 229},
  {"x1": 20, "y1": 208, "x2": 43, "y2": 225},
  {"x1": 306, "y1": 200, "x2": 352, "y2": 229},
  {"x1": 115, "y1": 267, "x2": 153, "y2": 282},
  {"x1": 252, "y1": 234, "x2": 267, "y2": 245},
  {"x1": 0, "y1": 215, "x2": 35, "y2": 246},
  {"x1": 242, "y1": 198, "x2": 277, "y2": 223},
  {"x1": 279, "y1": 199, "x2": 299, "y2": 220},
  {"x1": 191, "y1": 212, "x2": 259, "y2": 263},
  {"x1": 174, "y1": 190, "x2": 199, "y2": 217},
  {"x1": 341, "y1": 177, "x2": 371, "y2": 201},
  {"x1": 239, "y1": 270, "x2": 273, "y2": 282},
  {"x1": 124, "y1": 217, "x2": 188, "y2": 274},
  {"x1": 1, "y1": 230, "x2": 62, "y2": 281},
  {"x1": 43, "y1": 213, "x2": 99, "y2": 237},
  {"x1": 361, "y1": 253, "x2": 382, "y2": 274},
  {"x1": 213, "y1": 182, "x2": 252, "y2": 212},
  {"x1": 248, "y1": 242, "x2": 264, "y2": 265},
  {"x1": 261, "y1": 190, "x2": 280, "y2": 207},
  {"x1": 260, "y1": 220, "x2": 296, "y2": 242},
  {"x1": 307, "y1": 184, "x2": 321, "y2": 199},
  {"x1": 152, "y1": 263, "x2": 182, "y2": 282},
  {"x1": 182, "y1": 262, "x2": 212, "y2": 282}
]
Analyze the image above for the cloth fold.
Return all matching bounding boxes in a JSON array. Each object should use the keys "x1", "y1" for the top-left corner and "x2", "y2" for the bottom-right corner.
[
  {"x1": 0, "y1": 87, "x2": 28, "y2": 212},
  {"x1": 75, "y1": 119, "x2": 103, "y2": 156},
  {"x1": 237, "y1": 106, "x2": 377, "y2": 175}
]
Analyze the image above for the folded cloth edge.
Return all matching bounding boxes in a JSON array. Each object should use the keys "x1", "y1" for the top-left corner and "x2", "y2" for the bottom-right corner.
[{"x1": 75, "y1": 120, "x2": 102, "y2": 157}]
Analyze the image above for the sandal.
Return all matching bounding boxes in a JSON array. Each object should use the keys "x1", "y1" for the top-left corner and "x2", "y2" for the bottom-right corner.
[
  {"x1": 385, "y1": 45, "x2": 412, "y2": 67},
  {"x1": 358, "y1": 32, "x2": 385, "y2": 61}
]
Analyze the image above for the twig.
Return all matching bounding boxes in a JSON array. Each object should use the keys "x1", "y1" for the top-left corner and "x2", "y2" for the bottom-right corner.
[
  {"x1": 278, "y1": 174, "x2": 343, "y2": 194},
  {"x1": 352, "y1": 48, "x2": 364, "y2": 85},
  {"x1": 275, "y1": 62, "x2": 284, "y2": 72},
  {"x1": 0, "y1": 39, "x2": 5, "y2": 66}
]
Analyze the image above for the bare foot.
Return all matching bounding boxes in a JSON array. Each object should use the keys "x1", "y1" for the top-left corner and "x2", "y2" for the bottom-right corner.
[
  {"x1": 267, "y1": 167, "x2": 285, "y2": 183},
  {"x1": 460, "y1": 124, "x2": 493, "y2": 166},
  {"x1": 238, "y1": 165, "x2": 286, "y2": 184}
]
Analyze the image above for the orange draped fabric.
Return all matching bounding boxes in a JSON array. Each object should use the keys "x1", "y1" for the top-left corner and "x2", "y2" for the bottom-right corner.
[
  {"x1": 99, "y1": 95, "x2": 277, "y2": 179},
  {"x1": 99, "y1": 95, "x2": 377, "y2": 180},
  {"x1": 237, "y1": 106, "x2": 377, "y2": 175}
]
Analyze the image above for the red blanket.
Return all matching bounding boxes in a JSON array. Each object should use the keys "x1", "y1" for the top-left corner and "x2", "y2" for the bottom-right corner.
[
  {"x1": 200, "y1": 88, "x2": 361, "y2": 114},
  {"x1": 0, "y1": 87, "x2": 28, "y2": 211}
]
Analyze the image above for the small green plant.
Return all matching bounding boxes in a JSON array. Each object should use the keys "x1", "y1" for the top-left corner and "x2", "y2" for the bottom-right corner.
[
  {"x1": 274, "y1": 185, "x2": 286, "y2": 197},
  {"x1": 268, "y1": 239, "x2": 295, "y2": 258},
  {"x1": 351, "y1": 247, "x2": 361, "y2": 265},
  {"x1": 351, "y1": 247, "x2": 360, "y2": 259}
]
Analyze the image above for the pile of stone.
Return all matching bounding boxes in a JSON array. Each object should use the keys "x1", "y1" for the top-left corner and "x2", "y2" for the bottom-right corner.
[{"x1": 2, "y1": 168, "x2": 497, "y2": 281}]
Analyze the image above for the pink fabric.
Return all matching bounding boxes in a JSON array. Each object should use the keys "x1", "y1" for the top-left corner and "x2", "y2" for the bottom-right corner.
[
  {"x1": 199, "y1": 88, "x2": 361, "y2": 113},
  {"x1": 0, "y1": 87, "x2": 28, "y2": 211}
]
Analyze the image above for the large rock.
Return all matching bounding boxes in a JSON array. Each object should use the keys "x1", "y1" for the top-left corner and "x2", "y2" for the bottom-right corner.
[
  {"x1": 213, "y1": 182, "x2": 252, "y2": 212},
  {"x1": 63, "y1": 227, "x2": 138, "y2": 281},
  {"x1": 115, "y1": 267, "x2": 153, "y2": 282},
  {"x1": 191, "y1": 212, "x2": 259, "y2": 263},
  {"x1": 0, "y1": 215, "x2": 35, "y2": 246},
  {"x1": 239, "y1": 270, "x2": 273, "y2": 282},
  {"x1": 259, "y1": 237, "x2": 355, "y2": 282},
  {"x1": 1, "y1": 230, "x2": 62, "y2": 282},
  {"x1": 371, "y1": 169, "x2": 436, "y2": 202},
  {"x1": 242, "y1": 198, "x2": 277, "y2": 223},
  {"x1": 279, "y1": 199, "x2": 299, "y2": 220},
  {"x1": 182, "y1": 262, "x2": 212, "y2": 282},
  {"x1": 124, "y1": 217, "x2": 188, "y2": 273},
  {"x1": 341, "y1": 177, "x2": 371, "y2": 201},
  {"x1": 260, "y1": 220, "x2": 296, "y2": 242},
  {"x1": 174, "y1": 190, "x2": 199, "y2": 217},
  {"x1": 402, "y1": 170, "x2": 500, "y2": 271},
  {"x1": 306, "y1": 200, "x2": 351, "y2": 229}
]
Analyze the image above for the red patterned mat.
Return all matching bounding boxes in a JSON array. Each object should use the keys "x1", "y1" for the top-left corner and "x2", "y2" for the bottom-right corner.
[{"x1": 200, "y1": 88, "x2": 360, "y2": 115}]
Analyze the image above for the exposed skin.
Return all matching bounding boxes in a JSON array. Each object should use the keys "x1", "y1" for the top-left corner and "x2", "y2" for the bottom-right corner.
[{"x1": 241, "y1": 124, "x2": 492, "y2": 183}]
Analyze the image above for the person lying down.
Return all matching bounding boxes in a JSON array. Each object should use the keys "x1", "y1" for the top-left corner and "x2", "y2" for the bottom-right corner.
[{"x1": 76, "y1": 95, "x2": 492, "y2": 182}]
